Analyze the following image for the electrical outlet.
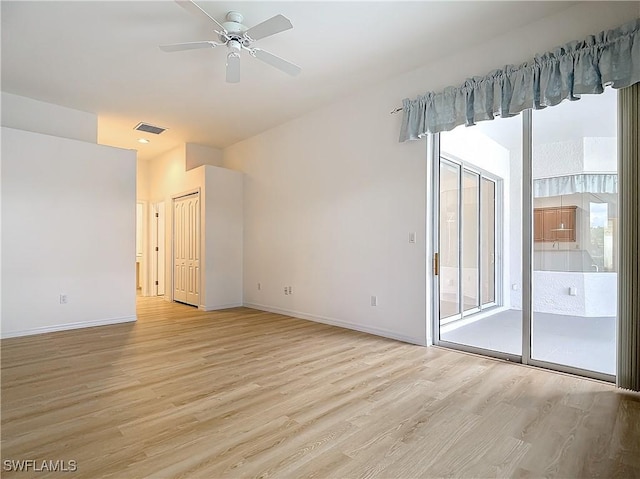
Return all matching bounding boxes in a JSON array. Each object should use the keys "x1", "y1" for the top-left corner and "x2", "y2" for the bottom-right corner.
[
  {"x1": 257, "y1": 282, "x2": 261, "y2": 291},
  {"x1": 59, "y1": 294, "x2": 68, "y2": 304},
  {"x1": 284, "y1": 287, "x2": 288, "y2": 295},
  {"x1": 288, "y1": 286, "x2": 292, "y2": 295},
  {"x1": 371, "y1": 295, "x2": 377, "y2": 306}
]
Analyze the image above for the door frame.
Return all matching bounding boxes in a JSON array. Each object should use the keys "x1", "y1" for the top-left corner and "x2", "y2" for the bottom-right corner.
[
  {"x1": 136, "y1": 201, "x2": 151, "y2": 296},
  {"x1": 429, "y1": 109, "x2": 615, "y2": 383},
  {"x1": 151, "y1": 201, "x2": 166, "y2": 296}
]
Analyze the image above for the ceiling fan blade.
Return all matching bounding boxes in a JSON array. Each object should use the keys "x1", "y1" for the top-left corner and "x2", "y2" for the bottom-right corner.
[
  {"x1": 159, "y1": 41, "x2": 217, "y2": 52},
  {"x1": 175, "y1": 0, "x2": 226, "y2": 33},
  {"x1": 252, "y1": 48, "x2": 301, "y2": 77},
  {"x1": 244, "y1": 14, "x2": 293, "y2": 41},
  {"x1": 226, "y1": 53, "x2": 240, "y2": 83}
]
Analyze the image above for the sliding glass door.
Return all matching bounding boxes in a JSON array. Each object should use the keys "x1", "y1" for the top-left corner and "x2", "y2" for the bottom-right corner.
[{"x1": 431, "y1": 88, "x2": 617, "y2": 381}]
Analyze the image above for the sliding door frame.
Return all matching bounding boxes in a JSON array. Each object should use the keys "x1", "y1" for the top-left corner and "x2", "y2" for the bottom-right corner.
[
  {"x1": 430, "y1": 108, "x2": 616, "y2": 383},
  {"x1": 522, "y1": 110, "x2": 533, "y2": 365}
]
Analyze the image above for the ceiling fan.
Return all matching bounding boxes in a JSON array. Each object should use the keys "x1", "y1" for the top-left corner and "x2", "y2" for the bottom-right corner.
[{"x1": 160, "y1": 0, "x2": 302, "y2": 83}]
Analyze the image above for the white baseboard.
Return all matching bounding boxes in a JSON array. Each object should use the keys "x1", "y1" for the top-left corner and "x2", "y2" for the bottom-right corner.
[
  {"x1": 199, "y1": 303, "x2": 243, "y2": 312},
  {"x1": 1, "y1": 315, "x2": 137, "y2": 339},
  {"x1": 243, "y1": 302, "x2": 426, "y2": 346}
]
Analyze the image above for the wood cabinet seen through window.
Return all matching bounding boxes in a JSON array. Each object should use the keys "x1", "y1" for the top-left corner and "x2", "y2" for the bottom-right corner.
[{"x1": 533, "y1": 206, "x2": 576, "y2": 242}]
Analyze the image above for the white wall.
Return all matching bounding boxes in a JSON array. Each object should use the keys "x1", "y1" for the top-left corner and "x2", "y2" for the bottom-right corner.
[
  {"x1": 533, "y1": 140, "x2": 585, "y2": 178},
  {"x1": 533, "y1": 271, "x2": 616, "y2": 317},
  {"x1": 147, "y1": 145, "x2": 192, "y2": 201},
  {"x1": 137, "y1": 159, "x2": 151, "y2": 201},
  {"x1": 224, "y1": 95, "x2": 428, "y2": 345},
  {"x1": 203, "y1": 167, "x2": 243, "y2": 310},
  {"x1": 583, "y1": 137, "x2": 617, "y2": 172},
  {"x1": 1, "y1": 92, "x2": 97, "y2": 143},
  {"x1": 186, "y1": 143, "x2": 223, "y2": 170},
  {"x1": 1, "y1": 127, "x2": 136, "y2": 337},
  {"x1": 223, "y1": 2, "x2": 637, "y2": 345},
  {"x1": 136, "y1": 159, "x2": 151, "y2": 294},
  {"x1": 533, "y1": 137, "x2": 617, "y2": 178}
]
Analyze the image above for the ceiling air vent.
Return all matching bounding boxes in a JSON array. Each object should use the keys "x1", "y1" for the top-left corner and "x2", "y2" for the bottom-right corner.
[{"x1": 134, "y1": 122, "x2": 167, "y2": 135}]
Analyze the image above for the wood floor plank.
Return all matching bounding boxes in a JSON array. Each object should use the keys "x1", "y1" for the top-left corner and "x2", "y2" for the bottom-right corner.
[{"x1": 2, "y1": 296, "x2": 639, "y2": 478}]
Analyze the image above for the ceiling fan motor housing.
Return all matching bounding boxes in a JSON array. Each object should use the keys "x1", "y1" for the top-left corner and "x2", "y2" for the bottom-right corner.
[{"x1": 222, "y1": 11, "x2": 248, "y2": 40}]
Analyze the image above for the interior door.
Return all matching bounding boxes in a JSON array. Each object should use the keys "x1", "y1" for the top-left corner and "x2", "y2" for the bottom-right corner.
[{"x1": 173, "y1": 193, "x2": 200, "y2": 306}]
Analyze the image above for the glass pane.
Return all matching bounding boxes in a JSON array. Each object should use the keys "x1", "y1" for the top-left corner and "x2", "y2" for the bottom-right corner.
[
  {"x1": 439, "y1": 161, "x2": 461, "y2": 320},
  {"x1": 462, "y1": 171, "x2": 480, "y2": 312},
  {"x1": 531, "y1": 87, "x2": 617, "y2": 375},
  {"x1": 481, "y1": 178, "x2": 496, "y2": 305}
]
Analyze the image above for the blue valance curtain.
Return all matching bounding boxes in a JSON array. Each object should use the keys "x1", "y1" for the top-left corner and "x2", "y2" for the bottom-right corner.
[{"x1": 399, "y1": 18, "x2": 640, "y2": 141}]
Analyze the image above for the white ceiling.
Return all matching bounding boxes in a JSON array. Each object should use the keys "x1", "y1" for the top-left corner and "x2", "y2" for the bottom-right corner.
[{"x1": 1, "y1": 1, "x2": 578, "y2": 160}]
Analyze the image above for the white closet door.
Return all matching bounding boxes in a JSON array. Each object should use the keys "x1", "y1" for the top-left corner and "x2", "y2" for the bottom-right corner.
[{"x1": 173, "y1": 193, "x2": 200, "y2": 306}]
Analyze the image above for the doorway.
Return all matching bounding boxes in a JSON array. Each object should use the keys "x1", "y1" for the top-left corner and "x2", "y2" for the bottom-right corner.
[{"x1": 136, "y1": 202, "x2": 144, "y2": 294}]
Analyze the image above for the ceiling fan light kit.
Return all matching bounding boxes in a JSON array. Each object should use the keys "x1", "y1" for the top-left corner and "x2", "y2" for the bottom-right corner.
[{"x1": 160, "y1": 1, "x2": 301, "y2": 83}]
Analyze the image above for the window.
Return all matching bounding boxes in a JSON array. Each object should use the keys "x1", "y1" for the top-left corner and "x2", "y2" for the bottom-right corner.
[{"x1": 439, "y1": 157, "x2": 500, "y2": 324}]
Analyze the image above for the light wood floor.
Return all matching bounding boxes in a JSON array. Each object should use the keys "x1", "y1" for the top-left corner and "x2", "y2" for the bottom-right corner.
[{"x1": 2, "y1": 297, "x2": 639, "y2": 478}]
